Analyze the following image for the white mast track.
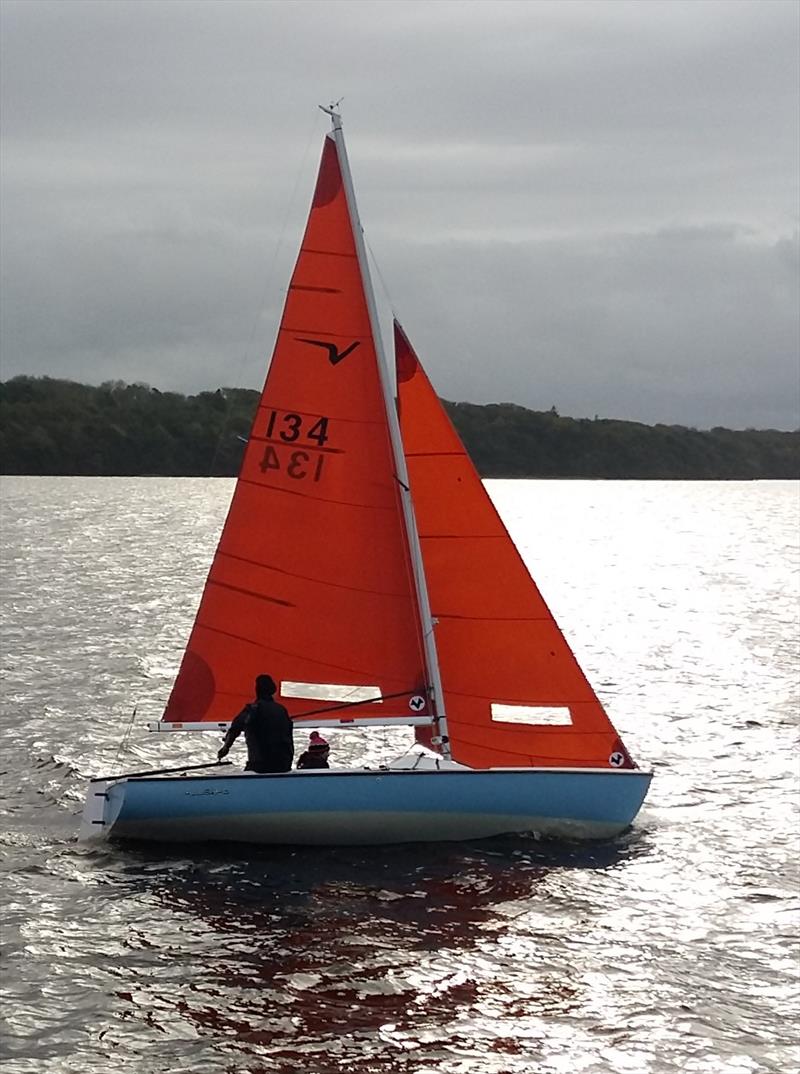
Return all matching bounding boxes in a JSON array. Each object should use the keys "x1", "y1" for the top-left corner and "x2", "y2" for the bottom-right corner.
[{"x1": 321, "y1": 105, "x2": 451, "y2": 758}]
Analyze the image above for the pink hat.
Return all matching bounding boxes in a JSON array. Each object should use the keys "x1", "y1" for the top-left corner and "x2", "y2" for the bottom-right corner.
[{"x1": 309, "y1": 731, "x2": 328, "y2": 745}]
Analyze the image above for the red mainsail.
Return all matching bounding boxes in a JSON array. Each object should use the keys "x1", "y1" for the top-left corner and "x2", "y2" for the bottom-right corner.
[
  {"x1": 163, "y1": 137, "x2": 429, "y2": 726},
  {"x1": 395, "y1": 322, "x2": 635, "y2": 769}
]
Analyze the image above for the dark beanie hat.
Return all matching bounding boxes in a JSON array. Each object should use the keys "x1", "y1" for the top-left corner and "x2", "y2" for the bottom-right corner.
[{"x1": 255, "y1": 674, "x2": 277, "y2": 698}]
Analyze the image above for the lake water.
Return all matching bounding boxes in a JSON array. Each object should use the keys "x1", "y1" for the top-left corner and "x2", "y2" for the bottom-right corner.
[{"x1": 1, "y1": 477, "x2": 798, "y2": 1074}]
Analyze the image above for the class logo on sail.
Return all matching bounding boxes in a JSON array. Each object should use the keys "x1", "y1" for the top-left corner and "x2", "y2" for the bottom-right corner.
[{"x1": 297, "y1": 338, "x2": 361, "y2": 366}]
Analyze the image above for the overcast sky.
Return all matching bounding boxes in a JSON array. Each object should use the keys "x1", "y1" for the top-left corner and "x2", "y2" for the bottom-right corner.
[{"x1": 1, "y1": 0, "x2": 798, "y2": 429}]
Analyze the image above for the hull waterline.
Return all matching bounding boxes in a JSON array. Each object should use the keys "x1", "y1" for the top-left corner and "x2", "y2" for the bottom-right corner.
[{"x1": 80, "y1": 766, "x2": 652, "y2": 846}]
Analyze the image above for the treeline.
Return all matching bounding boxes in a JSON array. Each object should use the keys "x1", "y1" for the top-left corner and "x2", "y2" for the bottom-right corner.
[
  {"x1": 0, "y1": 377, "x2": 256, "y2": 477},
  {"x1": 448, "y1": 401, "x2": 800, "y2": 479},
  {"x1": 1, "y1": 376, "x2": 798, "y2": 479}
]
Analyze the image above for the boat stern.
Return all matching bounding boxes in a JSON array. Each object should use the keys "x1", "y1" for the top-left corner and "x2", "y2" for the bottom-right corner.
[{"x1": 78, "y1": 780, "x2": 111, "y2": 842}]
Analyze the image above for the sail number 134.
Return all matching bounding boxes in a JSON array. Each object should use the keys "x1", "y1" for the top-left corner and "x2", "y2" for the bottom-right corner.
[{"x1": 259, "y1": 410, "x2": 330, "y2": 483}]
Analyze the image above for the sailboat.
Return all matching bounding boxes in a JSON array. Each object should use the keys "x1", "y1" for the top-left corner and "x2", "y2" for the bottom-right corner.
[{"x1": 79, "y1": 108, "x2": 652, "y2": 846}]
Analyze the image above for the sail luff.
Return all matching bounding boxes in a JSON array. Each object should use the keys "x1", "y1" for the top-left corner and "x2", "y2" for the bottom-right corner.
[{"x1": 325, "y1": 110, "x2": 450, "y2": 754}]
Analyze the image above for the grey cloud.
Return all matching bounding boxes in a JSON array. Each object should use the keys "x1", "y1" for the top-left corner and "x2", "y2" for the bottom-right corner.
[
  {"x1": 382, "y1": 225, "x2": 799, "y2": 430},
  {"x1": 1, "y1": 0, "x2": 798, "y2": 428}
]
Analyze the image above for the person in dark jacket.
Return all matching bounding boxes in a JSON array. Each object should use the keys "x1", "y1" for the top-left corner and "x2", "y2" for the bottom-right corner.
[
  {"x1": 217, "y1": 674, "x2": 294, "y2": 773},
  {"x1": 296, "y1": 730, "x2": 330, "y2": 769}
]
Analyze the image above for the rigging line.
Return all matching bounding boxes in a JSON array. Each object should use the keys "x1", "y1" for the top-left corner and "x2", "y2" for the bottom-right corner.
[
  {"x1": 90, "y1": 760, "x2": 233, "y2": 784},
  {"x1": 290, "y1": 689, "x2": 420, "y2": 720},
  {"x1": 110, "y1": 705, "x2": 138, "y2": 772},
  {"x1": 201, "y1": 688, "x2": 418, "y2": 708},
  {"x1": 364, "y1": 233, "x2": 399, "y2": 321},
  {"x1": 207, "y1": 110, "x2": 325, "y2": 476}
]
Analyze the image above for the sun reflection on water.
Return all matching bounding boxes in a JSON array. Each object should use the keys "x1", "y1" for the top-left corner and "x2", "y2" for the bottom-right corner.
[{"x1": 0, "y1": 477, "x2": 798, "y2": 1073}]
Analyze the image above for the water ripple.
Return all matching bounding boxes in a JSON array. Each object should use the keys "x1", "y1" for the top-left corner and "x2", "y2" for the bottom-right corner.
[{"x1": 1, "y1": 478, "x2": 798, "y2": 1073}]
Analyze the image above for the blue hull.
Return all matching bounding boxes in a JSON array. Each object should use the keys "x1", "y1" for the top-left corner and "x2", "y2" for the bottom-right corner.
[{"x1": 82, "y1": 767, "x2": 652, "y2": 845}]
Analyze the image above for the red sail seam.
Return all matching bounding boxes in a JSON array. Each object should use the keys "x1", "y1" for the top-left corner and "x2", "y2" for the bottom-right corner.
[
  {"x1": 238, "y1": 477, "x2": 397, "y2": 510},
  {"x1": 441, "y1": 692, "x2": 603, "y2": 706},
  {"x1": 299, "y1": 246, "x2": 357, "y2": 259},
  {"x1": 248, "y1": 435, "x2": 345, "y2": 455},
  {"x1": 289, "y1": 285, "x2": 342, "y2": 293},
  {"x1": 217, "y1": 550, "x2": 417, "y2": 598},
  {"x1": 207, "y1": 579, "x2": 294, "y2": 607},
  {"x1": 455, "y1": 726, "x2": 615, "y2": 737},
  {"x1": 194, "y1": 624, "x2": 421, "y2": 683}
]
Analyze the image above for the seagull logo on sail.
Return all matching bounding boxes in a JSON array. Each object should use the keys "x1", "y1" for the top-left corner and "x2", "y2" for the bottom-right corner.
[{"x1": 297, "y1": 338, "x2": 361, "y2": 365}]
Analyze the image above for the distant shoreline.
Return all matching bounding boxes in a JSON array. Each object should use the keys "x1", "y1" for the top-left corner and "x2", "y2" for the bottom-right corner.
[
  {"x1": 2, "y1": 376, "x2": 798, "y2": 480},
  {"x1": 2, "y1": 474, "x2": 796, "y2": 483}
]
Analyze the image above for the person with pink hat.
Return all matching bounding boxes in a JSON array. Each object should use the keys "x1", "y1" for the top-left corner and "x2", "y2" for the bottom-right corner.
[{"x1": 296, "y1": 730, "x2": 330, "y2": 770}]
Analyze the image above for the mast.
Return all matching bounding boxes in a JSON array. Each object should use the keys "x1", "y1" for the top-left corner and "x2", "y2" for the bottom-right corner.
[{"x1": 321, "y1": 105, "x2": 451, "y2": 758}]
